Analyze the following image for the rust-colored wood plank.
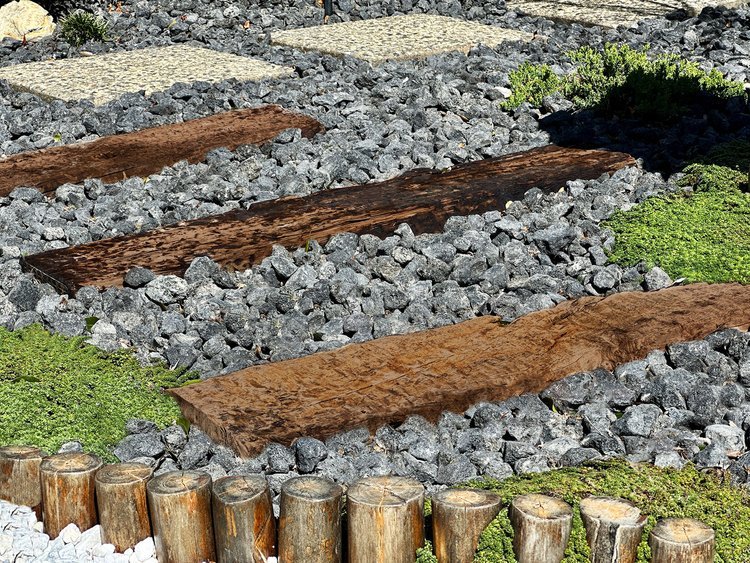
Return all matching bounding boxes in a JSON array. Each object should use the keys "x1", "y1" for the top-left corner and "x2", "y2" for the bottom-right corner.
[
  {"x1": 22, "y1": 145, "x2": 635, "y2": 293},
  {"x1": 0, "y1": 105, "x2": 323, "y2": 196},
  {"x1": 168, "y1": 283, "x2": 750, "y2": 457}
]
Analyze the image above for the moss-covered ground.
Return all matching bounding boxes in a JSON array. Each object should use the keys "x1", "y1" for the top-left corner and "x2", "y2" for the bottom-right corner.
[
  {"x1": 0, "y1": 324, "x2": 189, "y2": 461},
  {"x1": 417, "y1": 461, "x2": 750, "y2": 562},
  {"x1": 605, "y1": 141, "x2": 750, "y2": 284}
]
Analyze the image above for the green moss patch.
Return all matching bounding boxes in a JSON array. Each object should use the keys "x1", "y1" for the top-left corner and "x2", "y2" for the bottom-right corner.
[
  {"x1": 417, "y1": 462, "x2": 750, "y2": 562},
  {"x1": 0, "y1": 324, "x2": 187, "y2": 461},
  {"x1": 502, "y1": 43, "x2": 746, "y2": 120},
  {"x1": 605, "y1": 143, "x2": 750, "y2": 284}
]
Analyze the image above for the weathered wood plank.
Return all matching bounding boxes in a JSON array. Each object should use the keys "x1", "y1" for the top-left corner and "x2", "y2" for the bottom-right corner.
[
  {"x1": 0, "y1": 105, "x2": 323, "y2": 197},
  {"x1": 22, "y1": 145, "x2": 635, "y2": 293},
  {"x1": 168, "y1": 283, "x2": 750, "y2": 457}
]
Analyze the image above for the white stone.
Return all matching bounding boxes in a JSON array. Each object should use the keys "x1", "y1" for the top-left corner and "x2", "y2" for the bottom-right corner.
[
  {"x1": 75, "y1": 524, "x2": 102, "y2": 557},
  {"x1": 59, "y1": 522, "x2": 81, "y2": 544},
  {"x1": 92, "y1": 543, "x2": 116, "y2": 557},
  {"x1": 33, "y1": 520, "x2": 44, "y2": 532},
  {"x1": 705, "y1": 423, "x2": 746, "y2": 454},
  {"x1": 0, "y1": 533, "x2": 13, "y2": 555},
  {"x1": 133, "y1": 536, "x2": 155, "y2": 561},
  {"x1": 105, "y1": 553, "x2": 131, "y2": 563},
  {"x1": 0, "y1": 0, "x2": 54, "y2": 42},
  {"x1": 123, "y1": 548, "x2": 133, "y2": 556}
]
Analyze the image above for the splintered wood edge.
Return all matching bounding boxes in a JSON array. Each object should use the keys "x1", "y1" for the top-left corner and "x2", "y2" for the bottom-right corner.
[{"x1": 579, "y1": 496, "x2": 644, "y2": 525}]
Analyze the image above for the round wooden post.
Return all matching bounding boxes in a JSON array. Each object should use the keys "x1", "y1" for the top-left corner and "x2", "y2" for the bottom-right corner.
[
  {"x1": 0, "y1": 446, "x2": 43, "y2": 517},
  {"x1": 432, "y1": 488, "x2": 503, "y2": 563},
  {"x1": 649, "y1": 518, "x2": 715, "y2": 563},
  {"x1": 278, "y1": 475, "x2": 343, "y2": 563},
  {"x1": 212, "y1": 475, "x2": 276, "y2": 563},
  {"x1": 95, "y1": 462, "x2": 154, "y2": 552},
  {"x1": 508, "y1": 494, "x2": 572, "y2": 563},
  {"x1": 40, "y1": 452, "x2": 102, "y2": 539},
  {"x1": 579, "y1": 496, "x2": 646, "y2": 563},
  {"x1": 347, "y1": 476, "x2": 425, "y2": 563},
  {"x1": 147, "y1": 470, "x2": 216, "y2": 563}
]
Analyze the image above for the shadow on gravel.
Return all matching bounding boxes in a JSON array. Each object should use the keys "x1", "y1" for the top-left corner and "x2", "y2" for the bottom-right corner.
[{"x1": 538, "y1": 91, "x2": 750, "y2": 176}]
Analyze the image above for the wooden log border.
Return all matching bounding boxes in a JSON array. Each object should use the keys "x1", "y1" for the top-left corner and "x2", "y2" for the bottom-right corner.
[{"x1": 0, "y1": 448, "x2": 718, "y2": 562}]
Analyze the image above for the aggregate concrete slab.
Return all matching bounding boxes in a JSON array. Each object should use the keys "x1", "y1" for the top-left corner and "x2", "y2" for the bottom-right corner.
[
  {"x1": 0, "y1": 45, "x2": 293, "y2": 105},
  {"x1": 506, "y1": 0, "x2": 748, "y2": 28},
  {"x1": 270, "y1": 14, "x2": 533, "y2": 63}
]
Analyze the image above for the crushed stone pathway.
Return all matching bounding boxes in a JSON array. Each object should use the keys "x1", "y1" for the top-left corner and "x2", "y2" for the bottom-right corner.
[
  {"x1": 0, "y1": 45, "x2": 293, "y2": 105},
  {"x1": 506, "y1": 0, "x2": 748, "y2": 28},
  {"x1": 271, "y1": 14, "x2": 534, "y2": 63}
]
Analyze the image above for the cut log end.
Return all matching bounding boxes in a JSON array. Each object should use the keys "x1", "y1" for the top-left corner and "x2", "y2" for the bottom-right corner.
[
  {"x1": 650, "y1": 518, "x2": 715, "y2": 563},
  {"x1": 96, "y1": 462, "x2": 153, "y2": 485},
  {"x1": 511, "y1": 493, "x2": 572, "y2": 521},
  {"x1": 282, "y1": 474, "x2": 343, "y2": 502},
  {"x1": 347, "y1": 475, "x2": 424, "y2": 507},
  {"x1": 147, "y1": 469, "x2": 211, "y2": 495},
  {"x1": 212, "y1": 474, "x2": 268, "y2": 504},
  {"x1": 0, "y1": 445, "x2": 43, "y2": 460},
  {"x1": 579, "y1": 497, "x2": 646, "y2": 563},
  {"x1": 41, "y1": 452, "x2": 102, "y2": 474},
  {"x1": 433, "y1": 488, "x2": 502, "y2": 510}
]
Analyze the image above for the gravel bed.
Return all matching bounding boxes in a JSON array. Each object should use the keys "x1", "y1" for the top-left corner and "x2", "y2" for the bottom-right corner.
[{"x1": 2, "y1": 0, "x2": 750, "y2": 556}]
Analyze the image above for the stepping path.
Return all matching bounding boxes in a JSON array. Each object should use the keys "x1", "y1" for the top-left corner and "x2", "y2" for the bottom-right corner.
[
  {"x1": 270, "y1": 14, "x2": 533, "y2": 63},
  {"x1": 21, "y1": 145, "x2": 635, "y2": 293},
  {"x1": 506, "y1": 0, "x2": 748, "y2": 28},
  {"x1": 169, "y1": 283, "x2": 750, "y2": 456},
  {"x1": 0, "y1": 106, "x2": 323, "y2": 197},
  {"x1": 0, "y1": 45, "x2": 292, "y2": 105}
]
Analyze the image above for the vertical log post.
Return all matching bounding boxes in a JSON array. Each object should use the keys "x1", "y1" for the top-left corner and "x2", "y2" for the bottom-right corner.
[
  {"x1": 432, "y1": 488, "x2": 503, "y2": 563},
  {"x1": 278, "y1": 475, "x2": 343, "y2": 563},
  {"x1": 508, "y1": 493, "x2": 572, "y2": 563},
  {"x1": 579, "y1": 496, "x2": 646, "y2": 563},
  {"x1": 347, "y1": 476, "x2": 425, "y2": 563},
  {"x1": 40, "y1": 452, "x2": 103, "y2": 539},
  {"x1": 212, "y1": 475, "x2": 276, "y2": 563},
  {"x1": 147, "y1": 470, "x2": 216, "y2": 563},
  {"x1": 649, "y1": 518, "x2": 715, "y2": 563},
  {"x1": 95, "y1": 462, "x2": 154, "y2": 552},
  {"x1": 0, "y1": 446, "x2": 44, "y2": 518}
]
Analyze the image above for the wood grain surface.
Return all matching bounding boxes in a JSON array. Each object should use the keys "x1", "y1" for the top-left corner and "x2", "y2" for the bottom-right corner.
[
  {"x1": 0, "y1": 105, "x2": 323, "y2": 196},
  {"x1": 168, "y1": 283, "x2": 750, "y2": 457},
  {"x1": 22, "y1": 145, "x2": 635, "y2": 293}
]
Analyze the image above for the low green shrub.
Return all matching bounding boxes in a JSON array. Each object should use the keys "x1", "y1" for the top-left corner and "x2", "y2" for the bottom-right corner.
[
  {"x1": 59, "y1": 10, "x2": 108, "y2": 47},
  {"x1": 0, "y1": 324, "x2": 193, "y2": 461},
  {"x1": 502, "y1": 43, "x2": 746, "y2": 120},
  {"x1": 416, "y1": 461, "x2": 750, "y2": 562}
]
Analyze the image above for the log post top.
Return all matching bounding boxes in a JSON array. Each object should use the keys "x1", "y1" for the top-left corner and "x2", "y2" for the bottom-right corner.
[
  {"x1": 96, "y1": 462, "x2": 153, "y2": 485},
  {"x1": 41, "y1": 452, "x2": 102, "y2": 474},
  {"x1": 651, "y1": 518, "x2": 715, "y2": 543},
  {"x1": 433, "y1": 488, "x2": 501, "y2": 509},
  {"x1": 147, "y1": 470, "x2": 211, "y2": 495},
  {"x1": 347, "y1": 476, "x2": 424, "y2": 507},
  {"x1": 282, "y1": 475, "x2": 343, "y2": 502},
  {"x1": 512, "y1": 494, "x2": 572, "y2": 520},
  {"x1": 212, "y1": 475, "x2": 268, "y2": 504},
  {"x1": 579, "y1": 496, "x2": 645, "y2": 525},
  {"x1": 0, "y1": 445, "x2": 43, "y2": 460}
]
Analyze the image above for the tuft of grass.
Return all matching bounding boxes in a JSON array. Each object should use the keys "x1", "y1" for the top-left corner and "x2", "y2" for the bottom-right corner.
[
  {"x1": 417, "y1": 461, "x2": 750, "y2": 562},
  {"x1": 0, "y1": 324, "x2": 193, "y2": 461},
  {"x1": 59, "y1": 10, "x2": 108, "y2": 47},
  {"x1": 500, "y1": 62, "x2": 562, "y2": 111},
  {"x1": 502, "y1": 43, "x2": 746, "y2": 120}
]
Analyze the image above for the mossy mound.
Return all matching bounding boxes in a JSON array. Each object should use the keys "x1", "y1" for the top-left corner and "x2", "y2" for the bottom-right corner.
[
  {"x1": 0, "y1": 324, "x2": 187, "y2": 461},
  {"x1": 502, "y1": 43, "x2": 746, "y2": 120},
  {"x1": 605, "y1": 142, "x2": 750, "y2": 283},
  {"x1": 417, "y1": 461, "x2": 750, "y2": 562}
]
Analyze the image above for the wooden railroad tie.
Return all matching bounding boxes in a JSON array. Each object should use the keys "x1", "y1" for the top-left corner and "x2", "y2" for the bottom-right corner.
[
  {"x1": 169, "y1": 282, "x2": 750, "y2": 457},
  {"x1": 0, "y1": 105, "x2": 323, "y2": 197},
  {"x1": 21, "y1": 144, "x2": 635, "y2": 293}
]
